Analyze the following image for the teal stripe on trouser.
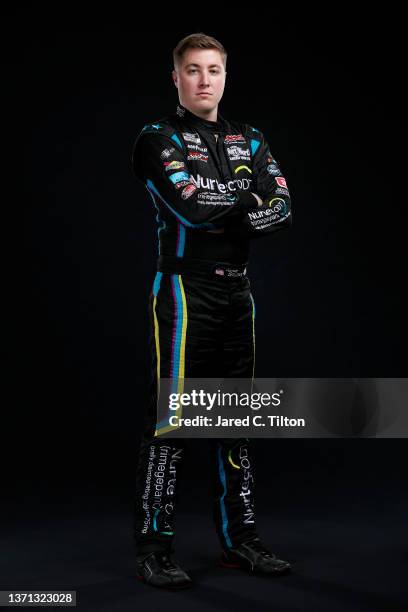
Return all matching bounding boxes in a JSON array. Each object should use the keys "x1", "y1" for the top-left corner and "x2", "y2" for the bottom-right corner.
[{"x1": 217, "y1": 445, "x2": 233, "y2": 548}]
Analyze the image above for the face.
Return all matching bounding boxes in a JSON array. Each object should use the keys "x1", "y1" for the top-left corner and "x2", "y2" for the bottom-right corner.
[{"x1": 172, "y1": 48, "x2": 226, "y2": 119}]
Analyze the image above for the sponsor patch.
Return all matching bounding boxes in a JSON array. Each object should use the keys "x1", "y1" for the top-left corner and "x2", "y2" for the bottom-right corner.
[
  {"x1": 224, "y1": 134, "x2": 246, "y2": 144},
  {"x1": 175, "y1": 180, "x2": 191, "y2": 189},
  {"x1": 186, "y1": 143, "x2": 208, "y2": 153},
  {"x1": 181, "y1": 184, "x2": 197, "y2": 199},
  {"x1": 164, "y1": 160, "x2": 185, "y2": 171},
  {"x1": 160, "y1": 147, "x2": 175, "y2": 160},
  {"x1": 182, "y1": 132, "x2": 201, "y2": 145},
  {"x1": 275, "y1": 177, "x2": 288, "y2": 188},
  {"x1": 227, "y1": 146, "x2": 250, "y2": 161},
  {"x1": 267, "y1": 163, "x2": 281, "y2": 176},
  {"x1": 169, "y1": 171, "x2": 190, "y2": 184},
  {"x1": 187, "y1": 152, "x2": 208, "y2": 162}
]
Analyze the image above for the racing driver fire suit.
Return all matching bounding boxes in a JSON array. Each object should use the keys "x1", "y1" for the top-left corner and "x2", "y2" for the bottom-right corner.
[{"x1": 131, "y1": 103, "x2": 292, "y2": 555}]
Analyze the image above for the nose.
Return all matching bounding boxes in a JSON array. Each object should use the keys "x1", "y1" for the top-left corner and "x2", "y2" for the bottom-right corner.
[{"x1": 199, "y1": 71, "x2": 210, "y2": 88}]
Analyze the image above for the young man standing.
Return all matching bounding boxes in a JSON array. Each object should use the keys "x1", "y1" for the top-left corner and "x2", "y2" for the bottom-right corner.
[{"x1": 131, "y1": 33, "x2": 292, "y2": 589}]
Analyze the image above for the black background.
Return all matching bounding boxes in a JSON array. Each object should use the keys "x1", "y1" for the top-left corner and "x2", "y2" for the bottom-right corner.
[{"x1": 3, "y1": 6, "x2": 406, "y2": 568}]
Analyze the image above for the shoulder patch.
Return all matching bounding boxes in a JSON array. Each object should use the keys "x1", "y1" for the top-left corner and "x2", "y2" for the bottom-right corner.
[{"x1": 141, "y1": 123, "x2": 161, "y2": 132}]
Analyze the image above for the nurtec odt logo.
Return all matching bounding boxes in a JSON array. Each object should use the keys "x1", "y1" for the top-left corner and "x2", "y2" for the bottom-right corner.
[
  {"x1": 248, "y1": 198, "x2": 287, "y2": 220},
  {"x1": 191, "y1": 173, "x2": 252, "y2": 193}
]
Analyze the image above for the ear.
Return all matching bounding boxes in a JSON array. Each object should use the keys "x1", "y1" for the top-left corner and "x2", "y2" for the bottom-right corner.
[{"x1": 172, "y1": 69, "x2": 178, "y2": 89}]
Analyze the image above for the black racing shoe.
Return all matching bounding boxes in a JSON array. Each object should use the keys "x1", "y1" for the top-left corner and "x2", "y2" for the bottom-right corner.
[
  {"x1": 136, "y1": 551, "x2": 192, "y2": 589},
  {"x1": 219, "y1": 538, "x2": 291, "y2": 576}
]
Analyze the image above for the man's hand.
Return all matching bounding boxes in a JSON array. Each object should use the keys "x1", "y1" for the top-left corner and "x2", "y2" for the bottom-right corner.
[
  {"x1": 206, "y1": 193, "x2": 263, "y2": 232},
  {"x1": 251, "y1": 193, "x2": 263, "y2": 206}
]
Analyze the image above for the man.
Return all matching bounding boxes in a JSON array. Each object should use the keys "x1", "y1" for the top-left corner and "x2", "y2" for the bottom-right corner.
[{"x1": 131, "y1": 33, "x2": 292, "y2": 589}]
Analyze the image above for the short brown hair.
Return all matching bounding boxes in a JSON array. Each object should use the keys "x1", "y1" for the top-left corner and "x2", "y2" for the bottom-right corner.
[{"x1": 173, "y1": 32, "x2": 227, "y2": 69}]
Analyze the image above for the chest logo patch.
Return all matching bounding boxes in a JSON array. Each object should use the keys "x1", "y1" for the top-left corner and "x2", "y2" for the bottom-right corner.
[
  {"x1": 224, "y1": 134, "x2": 246, "y2": 144},
  {"x1": 182, "y1": 132, "x2": 201, "y2": 145}
]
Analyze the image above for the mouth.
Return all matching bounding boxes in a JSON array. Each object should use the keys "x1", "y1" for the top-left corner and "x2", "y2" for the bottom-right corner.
[{"x1": 197, "y1": 93, "x2": 212, "y2": 97}]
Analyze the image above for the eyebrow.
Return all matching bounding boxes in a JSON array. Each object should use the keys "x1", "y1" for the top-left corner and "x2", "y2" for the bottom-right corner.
[{"x1": 184, "y1": 63, "x2": 221, "y2": 69}]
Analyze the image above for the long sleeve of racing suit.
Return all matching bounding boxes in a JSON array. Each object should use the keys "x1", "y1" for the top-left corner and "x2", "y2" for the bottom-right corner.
[
  {"x1": 134, "y1": 132, "x2": 260, "y2": 230},
  {"x1": 225, "y1": 130, "x2": 292, "y2": 239}
]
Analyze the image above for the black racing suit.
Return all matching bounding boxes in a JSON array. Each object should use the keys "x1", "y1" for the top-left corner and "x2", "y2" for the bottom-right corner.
[{"x1": 131, "y1": 103, "x2": 292, "y2": 554}]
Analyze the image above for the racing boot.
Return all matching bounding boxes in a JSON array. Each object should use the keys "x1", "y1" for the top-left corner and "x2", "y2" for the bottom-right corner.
[
  {"x1": 136, "y1": 550, "x2": 192, "y2": 589},
  {"x1": 219, "y1": 537, "x2": 291, "y2": 575}
]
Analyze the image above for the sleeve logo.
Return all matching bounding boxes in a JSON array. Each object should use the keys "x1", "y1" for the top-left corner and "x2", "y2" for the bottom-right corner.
[{"x1": 275, "y1": 177, "x2": 288, "y2": 188}]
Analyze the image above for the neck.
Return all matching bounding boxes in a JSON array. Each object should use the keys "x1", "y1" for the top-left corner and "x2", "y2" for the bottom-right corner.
[{"x1": 183, "y1": 103, "x2": 218, "y2": 123}]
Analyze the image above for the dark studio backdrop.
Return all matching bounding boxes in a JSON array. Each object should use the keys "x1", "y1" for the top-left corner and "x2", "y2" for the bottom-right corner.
[{"x1": 4, "y1": 9, "x2": 406, "y2": 560}]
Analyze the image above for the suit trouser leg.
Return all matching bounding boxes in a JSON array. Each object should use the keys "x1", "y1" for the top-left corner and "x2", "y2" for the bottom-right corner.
[
  {"x1": 211, "y1": 278, "x2": 258, "y2": 549},
  {"x1": 133, "y1": 273, "x2": 192, "y2": 554},
  {"x1": 133, "y1": 272, "x2": 258, "y2": 554}
]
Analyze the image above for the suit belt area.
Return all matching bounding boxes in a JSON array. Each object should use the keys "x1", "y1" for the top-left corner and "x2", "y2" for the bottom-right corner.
[{"x1": 157, "y1": 256, "x2": 247, "y2": 278}]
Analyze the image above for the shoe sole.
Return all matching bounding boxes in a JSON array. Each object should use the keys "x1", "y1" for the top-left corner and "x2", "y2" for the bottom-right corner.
[
  {"x1": 218, "y1": 556, "x2": 291, "y2": 576},
  {"x1": 136, "y1": 574, "x2": 192, "y2": 589}
]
